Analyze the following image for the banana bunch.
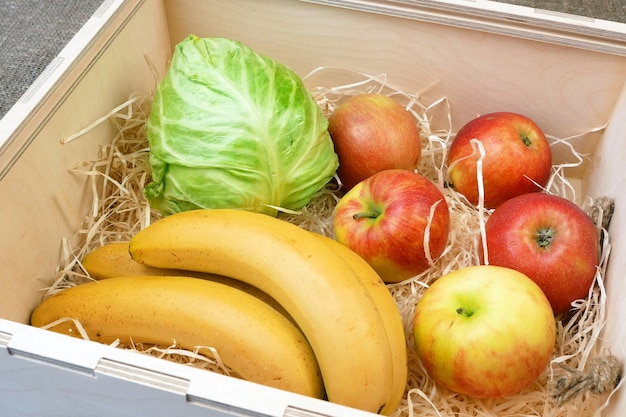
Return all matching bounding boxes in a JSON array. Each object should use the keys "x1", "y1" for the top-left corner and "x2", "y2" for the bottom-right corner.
[{"x1": 32, "y1": 209, "x2": 408, "y2": 414}]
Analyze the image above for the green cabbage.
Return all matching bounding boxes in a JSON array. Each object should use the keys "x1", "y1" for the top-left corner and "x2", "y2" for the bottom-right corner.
[{"x1": 144, "y1": 35, "x2": 338, "y2": 216}]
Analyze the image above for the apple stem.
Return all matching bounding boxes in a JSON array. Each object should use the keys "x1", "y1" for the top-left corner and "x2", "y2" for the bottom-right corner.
[
  {"x1": 536, "y1": 228, "x2": 555, "y2": 248},
  {"x1": 456, "y1": 307, "x2": 474, "y2": 317},
  {"x1": 521, "y1": 136, "x2": 532, "y2": 147},
  {"x1": 352, "y1": 211, "x2": 380, "y2": 220}
]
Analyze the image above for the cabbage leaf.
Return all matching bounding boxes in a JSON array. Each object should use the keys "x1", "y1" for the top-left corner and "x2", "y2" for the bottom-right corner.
[{"x1": 144, "y1": 35, "x2": 338, "y2": 216}]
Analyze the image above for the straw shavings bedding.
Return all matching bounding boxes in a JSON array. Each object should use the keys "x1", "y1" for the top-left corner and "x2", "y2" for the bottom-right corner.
[{"x1": 43, "y1": 68, "x2": 622, "y2": 417}]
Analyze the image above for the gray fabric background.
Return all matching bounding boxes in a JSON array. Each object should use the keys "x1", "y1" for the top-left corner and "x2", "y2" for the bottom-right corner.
[
  {"x1": 500, "y1": 0, "x2": 626, "y2": 20},
  {"x1": 0, "y1": 0, "x2": 625, "y2": 119},
  {"x1": 0, "y1": 0, "x2": 102, "y2": 117}
]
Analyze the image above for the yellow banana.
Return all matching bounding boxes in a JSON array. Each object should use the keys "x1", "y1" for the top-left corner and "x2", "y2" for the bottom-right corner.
[
  {"x1": 129, "y1": 208, "x2": 395, "y2": 414},
  {"x1": 30, "y1": 275, "x2": 324, "y2": 399},
  {"x1": 81, "y1": 241, "x2": 291, "y2": 318},
  {"x1": 314, "y1": 234, "x2": 408, "y2": 414},
  {"x1": 81, "y1": 242, "x2": 185, "y2": 279}
]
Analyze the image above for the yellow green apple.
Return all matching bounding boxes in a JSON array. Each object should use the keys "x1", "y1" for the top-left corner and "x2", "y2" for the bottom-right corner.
[{"x1": 413, "y1": 265, "x2": 556, "y2": 398}]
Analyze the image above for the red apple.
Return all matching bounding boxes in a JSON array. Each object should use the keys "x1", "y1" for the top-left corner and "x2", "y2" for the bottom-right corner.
[
  {"x1": 480, "y1": 192, "x2": 599, "y2": 315},
  {"x1": 333, "y1": 169, "x2": 450, "y2": 283},
  {"x1": 413, "y1": 265, "x2": 556, "y2": 398},
  {"x1": 447, "y1": 112, "x2": 552, "y2": 208},
  {"x1": 328, "y1": 94, "x2": 422, "y2": 190}
]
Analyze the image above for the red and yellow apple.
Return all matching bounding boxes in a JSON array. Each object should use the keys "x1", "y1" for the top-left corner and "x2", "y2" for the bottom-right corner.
[
  {"x1": 447, "y1": 112, "x2": 552, "y2": 208},
  {"x1": 328, "y1": 93, "x2": 422, "y2": 190},
  {"x1": 413, "y1": 265, "x2": 556, "y2": 398},
  {"x1": 480, "y1": 192, "x2": 599, "y2": 315},
  {"x1": 333, "y1": 169, "x2": 450, "y2": 283}
]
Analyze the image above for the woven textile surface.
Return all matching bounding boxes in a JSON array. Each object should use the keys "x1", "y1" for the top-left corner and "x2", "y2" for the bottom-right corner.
[
  {"x1": 500, "y1": 0, "x2": 626, "y2": 21},
  {"x1": 0, "y1": 0, "x2": 102, "y2": 118}
]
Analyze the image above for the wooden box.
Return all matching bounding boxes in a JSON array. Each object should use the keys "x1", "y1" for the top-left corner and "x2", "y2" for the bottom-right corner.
[{"x1": 1, "y1": 0, "x2": 626, "y2": 415}]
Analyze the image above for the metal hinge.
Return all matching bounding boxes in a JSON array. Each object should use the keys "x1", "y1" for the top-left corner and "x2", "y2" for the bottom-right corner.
[
  {"x1": 95, "y1": 357, "x2": 190, "y2": 394},
  {"x1": 0, "y1": 331, "x2": 11, "y2": 347},
  {"x1": 284, "y1": 406, "x2": 333, "y2": 417}
]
